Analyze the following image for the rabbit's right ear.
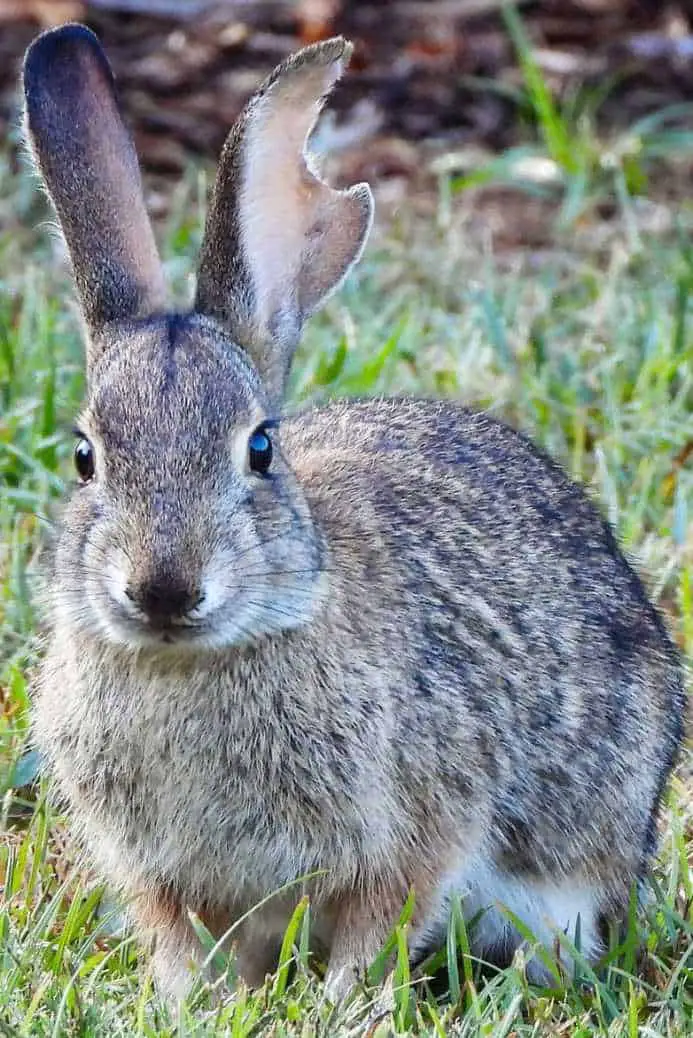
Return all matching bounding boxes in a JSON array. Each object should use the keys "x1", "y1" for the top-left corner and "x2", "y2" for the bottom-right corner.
[
  {"x1": 195, "y1": 38, "x2": 373, "y2": 404},
  {"x1": 23, "y1": 24, "x2": 166, "y2": 354}
]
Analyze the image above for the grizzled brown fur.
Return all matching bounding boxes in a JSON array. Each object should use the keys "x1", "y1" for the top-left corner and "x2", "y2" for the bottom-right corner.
[{"x1": 24, "y1": 23, "x2": 684, "y2": 1006}]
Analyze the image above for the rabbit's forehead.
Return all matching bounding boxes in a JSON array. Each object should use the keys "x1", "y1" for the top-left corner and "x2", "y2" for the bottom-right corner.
[{"x1": 86, "y1": 315, "x2": 265, "y2": 448}]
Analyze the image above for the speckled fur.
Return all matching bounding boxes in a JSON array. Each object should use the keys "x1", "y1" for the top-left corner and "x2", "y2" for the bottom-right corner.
[{"x1": 25, "y1": 25, "x2": 684, "y2": 1005}]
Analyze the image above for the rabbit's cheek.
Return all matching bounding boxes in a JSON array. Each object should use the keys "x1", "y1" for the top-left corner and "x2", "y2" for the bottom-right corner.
[
  {"x1": 193, "y1": 534, "x2": 328, "y2": 648},
  {"x1": 103, "y1": 552, "x2": 134, "y2": 615},
  {"x1": 191, "y1": 569, "x2": 227, "y2": 620},
  {"x1": 83, "y1": 549, "x2": 146, "y2": 646}
]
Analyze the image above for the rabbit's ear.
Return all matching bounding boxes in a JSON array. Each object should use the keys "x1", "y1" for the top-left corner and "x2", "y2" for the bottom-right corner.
[
  {"x1": 195, "y1": 37, "x2": 373, "y2": 402},
  {"x1": 23, "y1": 24, "x2": 166, "y2": 349}
]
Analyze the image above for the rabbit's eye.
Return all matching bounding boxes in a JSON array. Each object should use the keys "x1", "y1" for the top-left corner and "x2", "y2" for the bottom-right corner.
[
  {"x1": 248, "y1": 426, "x2": 273, "y2": 475},
  {"x1": 74, "y1": 438, "x2": 95, "y2": 483}
]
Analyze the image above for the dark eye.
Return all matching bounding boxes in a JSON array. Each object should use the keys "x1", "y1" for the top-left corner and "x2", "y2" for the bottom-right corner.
[
  {"x1": 248, "y1": 426, "x2": 273, "y2": 475},
  {"x1": 74, "y1": 437, "x2": 95, "y2": 483}
]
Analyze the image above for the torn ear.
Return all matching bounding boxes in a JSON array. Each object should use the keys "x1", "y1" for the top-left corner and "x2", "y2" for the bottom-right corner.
[
  {"x1": 195, "y1": 37, "x2": 374, "y2": 402},
  {"x1": 23, "y1": 24, "x2": 166, "y2": 348}
]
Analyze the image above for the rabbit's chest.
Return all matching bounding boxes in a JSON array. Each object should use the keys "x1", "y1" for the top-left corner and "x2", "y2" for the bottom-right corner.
[{"x1": 43, "y1": 655, "x2": 391, "y2": 899}]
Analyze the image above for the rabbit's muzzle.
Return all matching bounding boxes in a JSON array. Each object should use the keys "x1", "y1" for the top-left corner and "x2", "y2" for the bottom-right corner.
[{"x1": 125, "y1": 565, "x2": 204, "y2": 631}]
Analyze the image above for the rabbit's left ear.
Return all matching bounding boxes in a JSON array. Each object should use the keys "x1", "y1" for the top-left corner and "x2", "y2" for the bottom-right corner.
[
  {"x1": 195, "y1": 37, "x2": 373, "y2": 403},
  {"x1": 23, "y1": 24, "x2": 166, "y2": 352}
]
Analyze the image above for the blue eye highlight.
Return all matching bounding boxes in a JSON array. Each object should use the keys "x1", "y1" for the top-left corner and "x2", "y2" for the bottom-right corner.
[{"x1": 248, "y1": 427, "x2": 273, "y2": 475}]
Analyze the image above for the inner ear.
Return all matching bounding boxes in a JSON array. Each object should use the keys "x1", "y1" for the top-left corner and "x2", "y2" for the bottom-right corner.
[{"x1": 240, "y1": 69, "x2": 373, "y2": 325}]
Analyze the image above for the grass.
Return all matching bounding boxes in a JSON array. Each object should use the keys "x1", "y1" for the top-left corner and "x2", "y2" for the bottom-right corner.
[
  {"x1": 444, "y1": 5, "x2": 693, "y2": 233},
  {"x1": 2, "y1": 61, "x2": 693, "y2": 1038}
]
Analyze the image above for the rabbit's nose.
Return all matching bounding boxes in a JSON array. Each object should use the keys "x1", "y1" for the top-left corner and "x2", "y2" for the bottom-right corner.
[{"x1": 126, "y1": 571, "x2": 203, "y2": 626}]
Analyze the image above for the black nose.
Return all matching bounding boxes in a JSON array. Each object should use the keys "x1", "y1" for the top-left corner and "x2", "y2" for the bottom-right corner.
[{"x1": 127, "y1": 570, "x2": 201, "y2": 626}]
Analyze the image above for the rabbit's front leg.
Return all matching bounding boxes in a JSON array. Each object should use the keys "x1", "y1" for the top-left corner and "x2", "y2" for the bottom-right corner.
[
  {"x1": 134, "y1": 891, "x2": 242, "y2": 1005},
  {"x1": 322, "y1": 886, "x2": 404, "y2": 1004},
  {"x1": 138, "y1": 891, "x2": 281, "y2": 1001},
  {"x1": 133, "y1": 888, "x2": 206, "y2": 1005}
]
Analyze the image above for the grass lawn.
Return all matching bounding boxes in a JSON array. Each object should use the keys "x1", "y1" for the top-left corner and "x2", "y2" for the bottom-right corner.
[{"x1": 1, "y1": 138, "x2": 692, "y2": 1034}]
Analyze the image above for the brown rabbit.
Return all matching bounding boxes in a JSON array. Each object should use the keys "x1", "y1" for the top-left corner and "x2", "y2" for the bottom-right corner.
[{"x1": 24, "y1": 24, "x2": 684, "y2": 1006}]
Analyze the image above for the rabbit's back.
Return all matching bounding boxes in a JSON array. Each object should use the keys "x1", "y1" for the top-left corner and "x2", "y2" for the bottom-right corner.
[{"x1": 284, "y1": 397, "x2": 683, "y2": 892}]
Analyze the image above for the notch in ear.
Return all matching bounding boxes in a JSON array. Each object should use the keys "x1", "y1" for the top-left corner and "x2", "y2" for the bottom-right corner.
[
  {"x1": 195, "y1": 37, "x2": 374, "y2": 404},
  {"x1": 23, "y1": 24, "x2": 166, "y2": 348}
]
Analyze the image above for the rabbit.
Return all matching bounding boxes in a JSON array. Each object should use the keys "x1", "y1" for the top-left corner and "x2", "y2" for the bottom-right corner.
[{"x1": 24, "y1": 23, "x2": 685, "y2": 1007}]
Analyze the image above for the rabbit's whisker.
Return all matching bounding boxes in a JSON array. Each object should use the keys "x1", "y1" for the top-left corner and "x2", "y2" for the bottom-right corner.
[
  {"x1": 240, "y1": 597, "x2": 314, "y2": 626},
  {"x1": 229, "y1": 567, "x2": 323, "y2": 581}
]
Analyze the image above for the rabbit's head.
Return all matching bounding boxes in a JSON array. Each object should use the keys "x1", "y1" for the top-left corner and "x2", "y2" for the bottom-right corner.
[{"x1": 24, "y1": 25, "x2": 373, "y2": 650}]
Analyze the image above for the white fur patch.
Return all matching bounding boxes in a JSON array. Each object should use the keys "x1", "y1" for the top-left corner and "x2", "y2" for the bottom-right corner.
[
  {"x1": 411, "y1": 858, "x2": 601, "y2": 981},
  {"x1": 105, "y1": 554, "x2": 135, "y2": 615},
  {"x1": 195, "y1": 569, "x2": 228, "y2": 620}
]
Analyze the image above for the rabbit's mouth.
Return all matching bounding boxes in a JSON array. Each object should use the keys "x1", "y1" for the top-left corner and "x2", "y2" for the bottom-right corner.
[
  {"x1": 101, "y1": 599, "x2": 213, "y2": 648},
  {"x1": 96, "y1": 601, "x2": 261, "y2": 653},
  {"x1": 144, "y1": 615, "x2": 207, "y2": 643}
]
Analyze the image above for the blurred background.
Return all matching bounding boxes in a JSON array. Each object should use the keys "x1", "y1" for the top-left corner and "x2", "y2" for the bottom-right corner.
[{"x1": 2, "y1": 0, "x2": 693, "y2": 234}]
